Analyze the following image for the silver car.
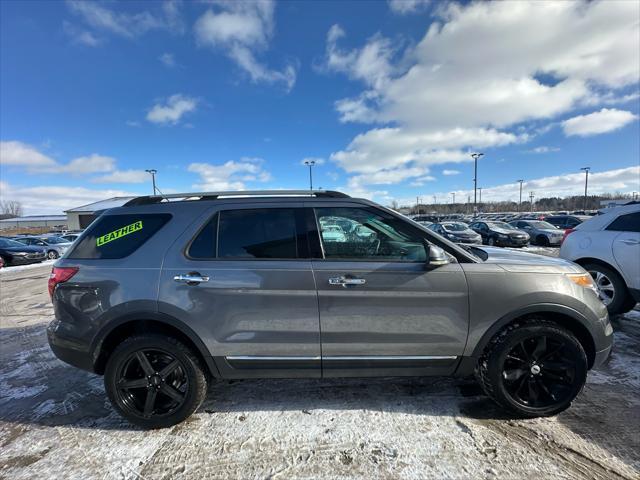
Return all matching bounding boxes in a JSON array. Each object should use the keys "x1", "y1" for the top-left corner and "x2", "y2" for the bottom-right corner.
[
  {"x1": 47, "y1": 190, "x2": 612, "y2": 428},
  {"x1": 510, "y1": 220, "x2": 564, "y2": 246},
  {"x1": 12, "y1": 235, "x2": 73, "y2": 259}
]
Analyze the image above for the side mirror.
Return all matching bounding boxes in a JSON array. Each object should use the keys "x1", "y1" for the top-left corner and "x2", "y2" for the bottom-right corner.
[{"x1": 427, "y1": 245, "x2": 450, "y2": 267}]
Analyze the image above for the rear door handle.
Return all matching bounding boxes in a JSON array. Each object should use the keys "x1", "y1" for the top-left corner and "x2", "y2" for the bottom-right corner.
[
  {"x1": 174, "y1": 273, "x2": 210, "y2": 284},
  {"x1": 328, "y1": 276, "x2": 366, "y2": 287},
  {"x1": 619, "y1": 239, "x2": 640, "y2": 245}
]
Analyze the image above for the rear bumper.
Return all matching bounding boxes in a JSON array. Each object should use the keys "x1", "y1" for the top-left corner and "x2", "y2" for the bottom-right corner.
[{"x1": 47, "y1": 319, "x2": 96, "y2": 373}]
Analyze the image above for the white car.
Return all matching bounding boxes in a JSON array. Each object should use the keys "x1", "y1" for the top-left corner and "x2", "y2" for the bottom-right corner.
[{"x1": 560, "y1": 204, "x2": 639, "y2": 315}]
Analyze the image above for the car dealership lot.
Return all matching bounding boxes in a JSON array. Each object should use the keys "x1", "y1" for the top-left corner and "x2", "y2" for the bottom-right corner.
[{"x1": 0, "y1": 263, "x2": 638, "y2": 479}]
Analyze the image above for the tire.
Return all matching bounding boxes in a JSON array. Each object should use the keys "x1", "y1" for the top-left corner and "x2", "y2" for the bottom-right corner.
[
  {"x1": 621, "y1": 295, "x2": 638, "y2": 315},
  {"x1": 537, "y1": 235, "x2": 550, "y2": 247},
  {"x1": 584, "y1": 263, "x2": 629, "y2": 316},
  {"x1": 47, "y1": 250, "x2": 59, "y2": 259},
  {"x1": 476, "y1": 319, "x2": 588, "y2": 417},
  {"x1": 488, "y1": 237, "x2": 496, "y2": 246},
  {"x1": 104, "y1": 334, "x2": 208, "y2": 429}
]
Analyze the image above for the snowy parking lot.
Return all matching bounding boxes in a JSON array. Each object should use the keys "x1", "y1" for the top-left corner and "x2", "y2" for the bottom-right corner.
[{"x1": 1, "y1": 262, "x2": 638, "y2": 479}]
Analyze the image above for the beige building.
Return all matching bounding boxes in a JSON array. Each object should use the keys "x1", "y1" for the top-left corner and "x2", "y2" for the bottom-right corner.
[{"x1": 65, "y1": 197, "x2": 135, "y2": 230}]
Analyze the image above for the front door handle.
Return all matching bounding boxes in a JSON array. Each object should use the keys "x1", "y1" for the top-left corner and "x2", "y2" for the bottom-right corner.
[
  {"x1": 174, "y1": 273, "x2": 210, "y2": 285},
  {"x1": 328, "y1": 276, "x2": 366, "y2": 287},
  {"x1": 619, "y1": 239, "x2": 640, "y2": 245}
]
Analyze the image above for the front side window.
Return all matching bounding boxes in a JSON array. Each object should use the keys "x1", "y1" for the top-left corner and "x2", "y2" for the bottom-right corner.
[
  {"x1": 606, "y1": 212, "x2": 640, "y2": 233},
  {"x1": 217, "y1": 209, "x2": 298, "y2": 259},
  {"x1": 315, "y1": 207, "x2": 427, "y2": 262}
]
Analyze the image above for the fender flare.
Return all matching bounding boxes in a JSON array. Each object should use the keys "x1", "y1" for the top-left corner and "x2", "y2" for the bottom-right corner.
[{"x1": 91, "y1": 311, "x2": 220, "y2": 377}]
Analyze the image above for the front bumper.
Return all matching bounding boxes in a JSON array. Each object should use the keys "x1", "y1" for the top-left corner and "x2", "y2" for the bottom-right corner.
[
  {"x1": 498, "y1": 237, "x2": 529, "y2": 247},
  {"x1": 9, "y1": 254, "x2": 46, "y2": 265}
]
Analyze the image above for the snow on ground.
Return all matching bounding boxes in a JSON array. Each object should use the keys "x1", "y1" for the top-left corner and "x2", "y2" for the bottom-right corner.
[
  {"x1": 0, "y1": 263, "x2": 638, "y2": 479},
  {"x1": 0, "y1": 260, "x2": 55, "y2": 275}
]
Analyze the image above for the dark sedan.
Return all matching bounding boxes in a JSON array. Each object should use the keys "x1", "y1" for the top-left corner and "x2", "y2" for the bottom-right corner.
[
  {"x1": 0, "y1": 237, "x2": 47, "y2": 266},
  {"x1": 429, "y1": 222, "x2": 482, "y2": 244},
  {"x1": 468, "y1": 221, "x2": 530, "y2": 247}
]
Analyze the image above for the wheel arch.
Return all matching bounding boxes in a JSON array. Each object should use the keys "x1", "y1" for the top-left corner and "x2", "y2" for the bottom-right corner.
[
  {"x1": 92, "y1": 312, "x2": 220, "y2": 378},
  {"x1": 470, "y1": 304, "x2": 597, "y2": 369}
]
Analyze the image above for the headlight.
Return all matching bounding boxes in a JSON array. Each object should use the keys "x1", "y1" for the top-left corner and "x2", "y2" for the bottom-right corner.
[
  {"x1": 567, "y1": 273, "x2": 599, "y2": 295},
  {"x1": 13, "y1": 252, "x2": 28, "y2": 256}
]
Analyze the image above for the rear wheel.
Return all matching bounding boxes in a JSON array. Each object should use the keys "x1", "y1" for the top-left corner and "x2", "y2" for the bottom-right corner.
[
  {"x1": 536, "y1": 235, "x2": 550, "y2": 247},
  {"x1": 584, "y1": 263, "x2": 630, "y2": 315},
  {"x1": 476, "y1": 319, "x2": 588, "y2": 417},
  {"x1": 104, "y1": 334, "x2": 208, "y2": 429}
]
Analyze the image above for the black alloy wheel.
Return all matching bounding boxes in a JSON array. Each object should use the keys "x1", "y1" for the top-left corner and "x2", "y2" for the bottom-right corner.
[
  {"x1": 115, "y1": 348, "x2": 188, "y2": 419},
  {"x1": 501, "y1": 335, "x2": 578, "y2": 409},
  {"x1": 476, "y1": 319, "x2": 587, "y2": 417},
  {"x1": 105, "y1": 334, "x2": 208, "y2": 428}
]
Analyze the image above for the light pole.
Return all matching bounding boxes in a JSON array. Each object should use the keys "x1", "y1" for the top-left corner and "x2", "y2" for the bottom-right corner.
[
  {"x1": 451, "y1": 192, "x2": 456, "y2": 205},
  {"x1": 145, "y1": 169, "x2": 157, "y2": 195},
  {"x1": 471, "y1": 152, "x2": 484, "y2": 214},
  {"x1": 517, "y1": 179, "x2": 524, "y2": 212},
  {"x1": 304, "y1": 160, "x2": 316, "y2": 191},
  {"x1": 416, "y1": 196, "x2": 421, "y2": 215},
  {"x1": 529, "y1": 192, "x2": 535, "y2": 213},
  {"x1": 580, "y1": 167, "x2": 590, "y2": 211},
  {"x1": 479, "y1": 187, "x2": 483, "y2": 204}
]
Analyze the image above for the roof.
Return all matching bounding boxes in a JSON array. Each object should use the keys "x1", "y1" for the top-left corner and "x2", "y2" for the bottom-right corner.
[
  {"x1": 65, "y1": 196, "x2": 136, "y2": 213},
  {"x1": 0, "y1": 215, "x2": 67, "y2": 223}
]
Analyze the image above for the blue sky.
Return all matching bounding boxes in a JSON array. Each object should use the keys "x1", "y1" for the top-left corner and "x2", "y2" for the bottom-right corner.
[{"x1": 1, "y1": 0, "x2": 639, "y2": 214}]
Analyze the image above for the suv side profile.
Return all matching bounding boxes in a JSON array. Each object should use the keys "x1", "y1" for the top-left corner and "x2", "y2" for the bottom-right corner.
[{"x1": 48, "y1": 191, "x2": 613, "y2": 428}]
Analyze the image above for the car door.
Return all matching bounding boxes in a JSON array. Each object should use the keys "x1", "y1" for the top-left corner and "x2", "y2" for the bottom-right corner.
[
  {"x1": 608, "y1": 212, "x2": 640, "y2": 290},
  {"x1": 158, "y1": 204, "x2": 321, "y2": 379},
  {"x1": 309, "y1": 204, "x2": 469, "y2": 377}
]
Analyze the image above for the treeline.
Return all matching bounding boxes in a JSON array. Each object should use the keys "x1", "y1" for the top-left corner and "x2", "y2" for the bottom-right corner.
[{"x1": 399, "y1": 193, "x2": 637, "y2": 215}]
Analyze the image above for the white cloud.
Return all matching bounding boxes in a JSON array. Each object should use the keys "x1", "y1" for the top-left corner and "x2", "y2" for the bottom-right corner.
[
  {"x1": 62, "y1": 21, "x2": 102, "y2": 46},
  {"x1": 92, "y1": 169, "x2": 149, "y2": 184},
  {"x1": 524, "y1": 146, "x2": 561, "y2": 154},
  {"x1": 562, "y1": 108, "x2": 638, "y2": 137},
  {"x1": 146, "y1": 94, "x2": 198, "y2": 125},
  {"x1": 407, "y1": 166, "x2": 640, "y2": 205},
  {"x1": 0, "y1": 181, "x2": 137, "y2": 215},
  {"x1": 159, "y1": 52, "x2": 176, "y2": 68},
  {"x1": 45, "y1": 154, "x2": 117, "y2": 175},
  {"x1": 322, "y1": 1, "x2": 639, "y2": 190},
  {"x1": 388, "y1": 0, "x2": 431, "y2": 15},
  {"x1": 0, "y1": 141, "x2": 57, "y2": 167},
  {"x1": 442, "y1": 169, "x2": 460, "y2": 176},
  {"x1": 188, "y1": 157, "x2": 272, "y2": 191},
  {"x1": 194, "y1": 1, "x2": 296, "y2": 90},
  {"x1": 66, "y1": 0, "x2": 184, "y2": 39}
]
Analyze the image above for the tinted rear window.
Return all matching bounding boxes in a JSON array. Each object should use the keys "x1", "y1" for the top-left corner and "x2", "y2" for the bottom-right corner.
[
  {"x1": 218, "y1": 209, "x2": 298, "y2": 259},
  {"x1": 606, "y1": 212, "x2": 640, "y2": 233},
  {"x1": 68, "y1": 213, "x2": 171, "y2": 259}
]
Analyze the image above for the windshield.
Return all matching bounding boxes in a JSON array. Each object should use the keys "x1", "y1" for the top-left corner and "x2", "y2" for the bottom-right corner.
[
  {"x1": 487, "y1": 221, "x2": 512, "y2": 229},
  {"x1": 0, "y1": 238, "x2": 28, "y2": 248},
  {"x1": 526, "y1": 221, "x2": 557, "y2": 229},
  {"x1": 442, "y1": 223, "x2": 467, "y2": 232}
]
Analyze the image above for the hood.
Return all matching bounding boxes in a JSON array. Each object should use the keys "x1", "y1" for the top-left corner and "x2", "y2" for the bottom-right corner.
[
  {"x1": 539, "y1": 228, "x2": 562, "y2": 235},
  {"x1": 478, "y1": 246, "x2": 583, "y2": 273},
  {"x1": 492, "y1": 228, "x2": 519, "y2": 235}
]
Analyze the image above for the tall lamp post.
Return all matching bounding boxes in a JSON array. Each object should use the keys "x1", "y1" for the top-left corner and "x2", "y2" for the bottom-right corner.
[
  {"x1": 517, "y1": 179, "x2": 524, "y2": 212},
  {"x1": 145, "y1": 169, "x2": 157, "y2": 195},
  {"x1": 580, "y1": 167, "x2": 590, "y2": 211},
  {"x1": 529, "y1": 192, "x2": 535, "y2": 213},
  {"x1": 304, "y1": 160, "x2": 316, "y2": 191},
  {"x1": 471, "y1": 152, "x2": 484, "y2": 214}
]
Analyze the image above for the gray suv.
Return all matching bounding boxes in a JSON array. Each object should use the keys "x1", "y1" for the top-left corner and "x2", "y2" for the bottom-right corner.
[{"x1": 47, "y1": 191, "x2": 613, "y2": 428}]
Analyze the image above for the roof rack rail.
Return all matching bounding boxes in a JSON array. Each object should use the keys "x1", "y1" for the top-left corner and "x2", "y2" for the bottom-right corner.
[{"x1": 123, "y1": 190, "x2": 350, "y2": 206}]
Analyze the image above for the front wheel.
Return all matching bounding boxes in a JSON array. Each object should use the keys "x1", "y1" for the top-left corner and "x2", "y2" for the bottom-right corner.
[
  {"x1": 47, "y1": 250, "x2": 59, "y2": 259},
  {"x1": 537, "y1": 235, "x2": 550, "y2": 247},
  {"x1": 476, "y1": 319, "x2": 587, "y2": 417},
  {"x1": 104, "y1": 334, "x2": 208, "y2": 429},
  {"x1": 488, "y1": 237, "x2": 496, "y2": 246},
  {"x1": 584, "y1": 263, "x2": 630, "y2": 315}
]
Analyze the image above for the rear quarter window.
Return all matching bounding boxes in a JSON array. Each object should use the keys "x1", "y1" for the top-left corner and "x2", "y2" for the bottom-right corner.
[{"x1": 67, "y1": 213, "x2": 171, "y2": 259}]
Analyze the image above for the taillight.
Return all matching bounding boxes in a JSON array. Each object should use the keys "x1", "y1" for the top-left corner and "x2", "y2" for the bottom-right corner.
[
  {"x1": 48, "y1": 266, "x2": 78, "y2": 298},
  {"x1": 561, "y1": 228, "x2": 575, "y2": 245}
]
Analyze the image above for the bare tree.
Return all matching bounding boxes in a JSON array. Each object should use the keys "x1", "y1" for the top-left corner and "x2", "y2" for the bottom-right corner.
[{"x1": 0, "y1": 200, "x2": 23, "y2": 217}]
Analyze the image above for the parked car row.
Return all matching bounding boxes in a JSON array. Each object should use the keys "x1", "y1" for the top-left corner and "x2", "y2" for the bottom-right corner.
[{"x1": 0, "y1": 230, "x2": 84, "y2": 267}]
